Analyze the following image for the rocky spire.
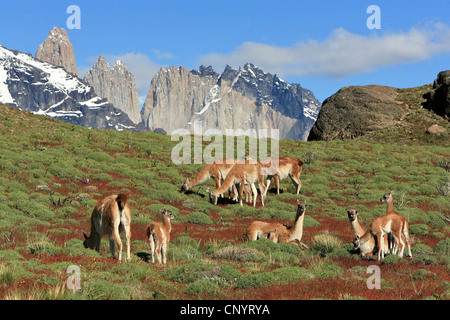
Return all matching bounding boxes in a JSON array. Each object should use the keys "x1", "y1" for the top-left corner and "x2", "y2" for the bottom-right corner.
[
  {"x1": 36, "y1": 26, "x2": 78, "y2": 75},
  {"x1": 83, "y1": 55, "x2": 141, "y2": 124}
]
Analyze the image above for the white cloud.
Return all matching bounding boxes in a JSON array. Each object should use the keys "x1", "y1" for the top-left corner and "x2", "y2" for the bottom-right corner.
[{"x1": 199, "y1": 24, "x2": 450, "y2": 78}]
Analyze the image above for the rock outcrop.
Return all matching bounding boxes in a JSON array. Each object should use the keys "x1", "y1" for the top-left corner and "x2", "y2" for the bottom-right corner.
[
  {"x1": 36, "y1": 26, "x2": 78, "y2": 75},
  {"x1": 141, "y1": 63, "x2": 321, "y2": 140},
  {"x1": 308, "y1": 85, "x2": 406, "y2": 141},
  {"x1": 83, "y1": 55, "x2": 141, "y2": 124},
  {"x1": 423, "y1": 70, "x2": 450, "y2": 119},
  {"x1": 0, "y1": 44, "x2": 142, "y2": 131}
]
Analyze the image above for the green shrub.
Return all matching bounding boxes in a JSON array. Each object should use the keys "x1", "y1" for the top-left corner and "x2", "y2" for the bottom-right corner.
[
  {"x1": 86, "y1": 152, "x2": 114, "y2": 162},
  {"x1": 409, "y1": 224, "x2": 430, "y2": 235},
  {"x1": 311, "y1": 233, "x2": 342, "y2": 257},
  {"x1": 235, "y1": 267, "x2": 310, "y2": 289},
  {"x1": 234, "y1": 272, "x2": 271, "y2": 289},
  {"x1": 164, "y1": 261, "x2": 215, "y2": 284},
  {"x1": 213, "y1": 246, "x2": 262, "y2": 261},
  {"x1": 185, "y1": 279, "x2": 220, "y2": 296},
  {"x1": 92, "y1": 173, "x2": 113, "y2": 181},
  {"x1": 183, "y1": 212, "x2": 213, "y2": 225},
  {"x1": 434, "y1": 238, "x2": 450, "y2": 256},
  {"x1": 82, "y1": 279, "x2": 131, "y2": 300},
  {"x1": 309, "y1": 259, "x2": 343, "y2": 279},
  {"x1": 380, "y1": 254, "x2": 401, "y2": 265}
]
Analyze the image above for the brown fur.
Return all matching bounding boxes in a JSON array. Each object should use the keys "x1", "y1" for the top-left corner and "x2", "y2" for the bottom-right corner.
[
  {"x1": 207, "y1": 163, "x2": 268, "y2": 207},
  {"x1": 246, "y1": 199, "x2": 309, "y2": 249},
  {"x1": 146, "y1": 208, "x2": 174, "y2": 265},
  {"x1": 181, "y1": 158, "x2": 238, "y2": 193},
  {"x1": 83, "y1": 194, "x2": 131, "y2": 262},
  {"x1": 347, "y1": 208, "x2": 388, "y2": 259},
  {"x1": 354, "y1": 212, "x2": 412, "y2": 261},
  {"x1": 262, "y1": 156, "x2": 303, "y2": 195}
]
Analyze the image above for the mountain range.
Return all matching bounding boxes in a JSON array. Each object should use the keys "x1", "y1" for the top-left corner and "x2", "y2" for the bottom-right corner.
[
  {"x1": 0, "y1": 27, "x2": 321, "y2": 140},
  {"x1": 141, "y1": 63, "x2": 321, "y2": 140}
]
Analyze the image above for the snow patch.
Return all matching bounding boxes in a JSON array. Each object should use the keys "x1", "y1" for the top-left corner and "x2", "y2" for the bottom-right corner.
[{"x1": 195, "y1": 85, "x2": 221, "y2": 115}]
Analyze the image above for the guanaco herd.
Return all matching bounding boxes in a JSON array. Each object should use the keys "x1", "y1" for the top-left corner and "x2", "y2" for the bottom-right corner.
[{"x1": 82, "y1": 156, "x2": 412, "y2": 264}]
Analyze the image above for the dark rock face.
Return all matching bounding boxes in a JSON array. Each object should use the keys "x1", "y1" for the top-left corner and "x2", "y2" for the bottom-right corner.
[
  {"x1": 308, "y1": 85, "x2": 406, "y2": 141},
  {"x1": 423, "y1": 70, "x2": 450, "y2": 119},
  {"x1": 0, "y1": 45, "x2": 142, "y2": 132}
]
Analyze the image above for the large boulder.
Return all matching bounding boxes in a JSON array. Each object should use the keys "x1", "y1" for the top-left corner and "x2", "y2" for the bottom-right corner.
[
  {"x1": 423, "y1": 70, "x2": 450, "y2": 119},
  {"x1": 308, "y1": 85, "x2": 406, "y2": 141}
]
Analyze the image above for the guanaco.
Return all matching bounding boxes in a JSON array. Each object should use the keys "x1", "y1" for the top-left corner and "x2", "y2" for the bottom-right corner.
[
  {"x1": 181, "y1": 158, "x2": 237, "y2": 193},
  {"x1": 353, "y1": 212, "x2": 412, "y2": 261},
  {"x1": 83, "y1": 194, "x2": 131, "y2": 262},
  {"x1": 380, "y1": 190, "x2": 407, "y2": 254},
  {"x1": 264, "y1": 156, "x2": 304, "y2": 195},
  {"x1": 245, "y1": 155, "x2": 303, "y2": 196},
  {"x1": 347, "y1": 208, "x2": 388, "y2": 260},
  {"x1": 246, "y1": 199, "x2": 309, "y2": 249},
  {"x1": 146, "y1": 208, "x2": 174, "y2": 265},
  {"x1": 207, "y1": 163, "x2": 268, "y2": 207}
]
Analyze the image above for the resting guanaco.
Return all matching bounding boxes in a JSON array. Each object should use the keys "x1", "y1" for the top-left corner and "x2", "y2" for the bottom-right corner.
[
  {"x1": 246, "y1": 199, "x2": 309, "y2": 249},
  {"x1": 347, "y1": 208, "x2": 388, "y2": 260}
]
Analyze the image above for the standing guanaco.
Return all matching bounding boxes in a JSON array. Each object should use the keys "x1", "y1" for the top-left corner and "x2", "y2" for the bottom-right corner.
[{"x1": 146, "y1": 208, "x2": 175, "y2": 265}]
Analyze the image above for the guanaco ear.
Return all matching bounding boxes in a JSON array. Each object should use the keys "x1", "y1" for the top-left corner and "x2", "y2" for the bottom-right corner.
[
  {"x1": 83, "y1": 231, "x2": 88, "y2": 240},
  {"x1": 390, "y1": 190, "x2": 394, "y2": 195}
]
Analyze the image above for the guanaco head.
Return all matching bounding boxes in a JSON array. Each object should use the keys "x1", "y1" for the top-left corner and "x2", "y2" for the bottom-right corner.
[
  {"x1": 267, "y1": 229, "x2": 278, "y2": 243},
  {"x1": 352, "y1": 235, "x2": 361, "y2": 250},
  {"x1": 347, "y1": 209, "x2": 358, "y2": 222},
  {"x1": 82, "y1": 231, "x2": 95, "y2": 250},
  {"x1": 160, "y1": 208, "x2": 175, "y2": 220},
  {"x1": 380, "y1": 190, "x2": 394, "y2": 203},
  {"x1": 205, "y1": 187, "x2": 218, "y2": 204},
  {"x1": 181, "y1": 178, "x2": 190, "y2": 193},
  {"x1": 297, "y1": 199, "x2": 307, "y2": 215}
]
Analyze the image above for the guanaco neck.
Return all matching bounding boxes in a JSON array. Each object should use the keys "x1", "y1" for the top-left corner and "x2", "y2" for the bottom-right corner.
[
  {"x1": 289, "y1": 206, "x2": 305, "y2": 241},
  {"x1": 162, "y1": 215, "x2": 172, "y2": 233},
  {"x1": 350, "y1": 218, "x2": 366, "y2": 237},
  {"x1": 187, "y1": 166, "x2": 213, "y2": 189},
  {"x1": 386, "y1": 198, "x2": 394, "y2": 214}
]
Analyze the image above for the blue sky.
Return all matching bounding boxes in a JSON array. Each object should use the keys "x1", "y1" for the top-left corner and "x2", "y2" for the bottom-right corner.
[{"x1": 1, "y1": 0, "x2": 449, "y2": 105}]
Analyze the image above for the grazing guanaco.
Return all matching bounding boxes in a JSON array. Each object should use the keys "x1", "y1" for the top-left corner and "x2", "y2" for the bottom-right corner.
[
  {"x1": 181, "y1": 158, "x2": 237, "y2": 193},
  {"x1": 246, "y1": 199, "x2": 309, "y2": 249},
  {"x1": 206, "y1": 163, "x2": 268, "y2": 207},
  {"x1": 247, "y1": 156, "x2": 303, "y2": 196},
  {"x1": 146, "y1": 208, "x2": 174, "y2": 265},
  {"x1": 83, "y1": 194, "x2": 131, "y2": 262},
  {"x1": 353, "y1": 212, "x2": 412, "y2": 261}
]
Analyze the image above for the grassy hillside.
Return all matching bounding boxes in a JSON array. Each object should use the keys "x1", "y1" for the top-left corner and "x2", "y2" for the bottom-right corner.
[{"x1": 0, "y1": 91, "x2": 449, "y2": 300}]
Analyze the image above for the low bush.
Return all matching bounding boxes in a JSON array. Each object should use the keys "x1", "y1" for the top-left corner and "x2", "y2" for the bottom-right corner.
[
  {"x1": 183, "y1": 212, "x2": 213, "y2": 225},
  {"x1": 185, "y1": 279, "x2": 220, "y2": 296}
]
